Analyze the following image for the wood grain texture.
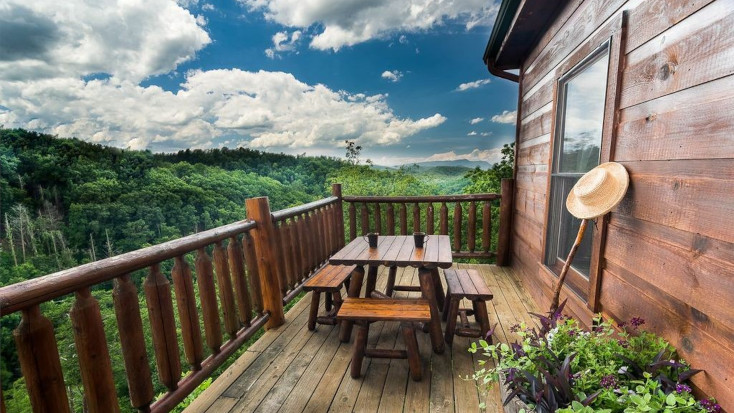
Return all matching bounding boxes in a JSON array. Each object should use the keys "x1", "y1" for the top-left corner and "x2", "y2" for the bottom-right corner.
[
  {"x1": 113, "y1": 275, "x2": 154, "y2": 410},
  {"x1": 70, "y1": 288, "x2": 120, "y2": 413},
  {"x1": 144, "y1": 264, "x2": 181, "y2": 391},
  {"x1": 195, "y1": 248, "x2": 223, "y2": 354},
  {"x1": 13, "y1": 306, "x2": 70, "y2": 413},
  {"x1": 172, "y1": 256, "x2": 204, "y2": 370}
]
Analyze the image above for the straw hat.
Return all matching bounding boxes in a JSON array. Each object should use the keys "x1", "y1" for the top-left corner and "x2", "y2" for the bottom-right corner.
[{"x1": 566, "y1": 162, "x2": 629, "y2": 219}]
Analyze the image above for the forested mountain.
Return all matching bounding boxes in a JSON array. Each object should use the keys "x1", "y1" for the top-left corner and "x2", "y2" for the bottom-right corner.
[{"x1": 0, "y1": 128, "x2": 512, "y2": 412}]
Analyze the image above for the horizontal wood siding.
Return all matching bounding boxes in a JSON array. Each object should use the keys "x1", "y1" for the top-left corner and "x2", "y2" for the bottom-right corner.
[{"x1": 509, "y1": 0, "x2": 734, "y2": 408}]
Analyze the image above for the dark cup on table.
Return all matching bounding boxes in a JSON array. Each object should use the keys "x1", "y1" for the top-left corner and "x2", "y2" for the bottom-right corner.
[
  {"x1": 413, "y1": 232, "x2": 429, "y2": 248},
  {"x1": 365, "y1": 232, "x2": 379, "y2": 248}
]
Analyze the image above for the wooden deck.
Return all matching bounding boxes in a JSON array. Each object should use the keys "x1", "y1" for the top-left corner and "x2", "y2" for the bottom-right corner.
[{"x1": 185, "y1": 264, "x2": 537, "y2": 413}]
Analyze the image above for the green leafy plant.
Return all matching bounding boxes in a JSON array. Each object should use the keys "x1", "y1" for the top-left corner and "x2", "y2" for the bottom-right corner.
[{"x1": 471, "y1": 302, "x2": 718, "y2": 412}]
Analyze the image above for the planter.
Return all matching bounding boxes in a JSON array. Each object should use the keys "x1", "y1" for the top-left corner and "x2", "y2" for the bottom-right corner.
[{"x1": 499, "y1": 375, "x2": 531, "y2": 413}]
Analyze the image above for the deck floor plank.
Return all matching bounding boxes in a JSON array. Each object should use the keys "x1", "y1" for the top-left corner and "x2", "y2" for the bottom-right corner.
[{"x1": 185, "y1": 264, "x2": 535, "y2": 413}]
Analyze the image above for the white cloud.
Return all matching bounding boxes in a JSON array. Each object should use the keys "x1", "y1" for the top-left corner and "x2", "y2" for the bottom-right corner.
[
  {"x1": 491, "y1": 110, "x2": 517, "y2": 124},
  {"x1": 202, "y1": 3, "x2": 215, "y2": 11},
  {"x1": 381, "y1": 70, "x2": 403, "y2": 83},
  {"x1": 470, "y1": 117, "x2": 484, "y2": 124},
  {"x1": 0, "y1": 0, "x2": 211, "y2": 83},
  {"x1": 480, "y1": 132, "x2": 492, "y2": 136},
  {"x1": 467, "y1": 131, "x2": 477, "y2": 136},
  {"x1": 265, "y1": 30, "x2": 302, "y2": 58},
  {"x1": 398, "y1": 35, "x2": 408, "y2": 44},
  {"x1": 426, "y1": 148, "x2": 503, "y2": 164},
  {"x1": 0, "y1": 69, "x2": 446, "y2": 151},
  {"x1": 240, "y1": 0, "x2": 500, "y2": 51},
  {"x1": 456, "y1": 79, "x2": 491, "y2": 92}
]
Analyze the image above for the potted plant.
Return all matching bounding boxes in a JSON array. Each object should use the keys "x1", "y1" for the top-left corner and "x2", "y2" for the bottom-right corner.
[{"x1": 470, "y1": 301, "x2": 721, "y2": 412}]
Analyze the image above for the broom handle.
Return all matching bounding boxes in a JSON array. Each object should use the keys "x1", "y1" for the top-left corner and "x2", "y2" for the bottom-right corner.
[{"x1": 549, "y1": 218, "x2": 589, "y2": 313}]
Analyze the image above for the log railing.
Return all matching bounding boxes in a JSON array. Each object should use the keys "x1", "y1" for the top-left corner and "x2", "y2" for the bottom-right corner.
[
  {"x1": 342, "y1": 178, "x2": 514, "y2": 265},
  {"x1": 0, "y1": 180, "x2": 511, "y2": 412},
  {"x1": 0, "y1": 185, "x2": 347, "y2": 413}
]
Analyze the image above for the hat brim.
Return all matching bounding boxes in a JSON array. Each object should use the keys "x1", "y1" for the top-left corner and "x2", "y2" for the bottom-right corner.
[{"x1": 566, "y1": 162, "x2": 629, "y2": 219}]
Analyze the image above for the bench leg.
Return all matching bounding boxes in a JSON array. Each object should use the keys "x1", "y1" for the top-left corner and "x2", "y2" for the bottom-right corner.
[
  {"x1": 473, "y1": 300, "x2": 491, "y2": 343},
  {"x1": 351, "y1": 322, "x2": 370, "y2": 379},
  {"x1": 385, "y1": 266, "x2": 397, "y2": 297},
  {"x1": 332, "y1": 290, "x2": 343, "y2": 315},
  {"x1": 308, "y1": 291, "x2": 320, "y2": 331},
  {"x1": 444, "y1": 298, "x2": 460, "y2": 346},
  {"x1": 401, "y1": 323, "x2": 422, "y2": 381},
  {"x1": 325, "y1": 292, "x2": 333, "y2": 312},
  {"x1": 441, "y1": 286, "x2": 452, "y2": 322},
  {"x1": 341, "y1": 266, "x2": 365, "y2": 342}
]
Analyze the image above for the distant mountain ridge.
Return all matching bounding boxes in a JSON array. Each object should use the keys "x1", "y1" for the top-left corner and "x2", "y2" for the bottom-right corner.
[{"x1": 401, "y1": 159, "x2": 491, "y2": 169}]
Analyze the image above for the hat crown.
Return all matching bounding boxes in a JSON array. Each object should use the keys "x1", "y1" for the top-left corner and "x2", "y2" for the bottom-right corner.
[{"x1": 574, "y1": 168, "x2": 608, "y2": 202}]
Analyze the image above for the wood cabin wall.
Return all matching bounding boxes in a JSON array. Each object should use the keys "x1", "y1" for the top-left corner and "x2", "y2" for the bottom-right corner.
[{"x1": 509, "y1": 0, "x2": 734, "y2": 408}]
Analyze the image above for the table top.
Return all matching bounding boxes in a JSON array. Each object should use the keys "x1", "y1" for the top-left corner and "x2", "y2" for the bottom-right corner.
[{"x1": 329, "y1": 235, "x2": 453, "y2": 269}]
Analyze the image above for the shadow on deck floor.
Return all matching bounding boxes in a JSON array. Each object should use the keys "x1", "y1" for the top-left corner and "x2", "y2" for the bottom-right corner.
[{"x1": 185, "y1": 264, "x2": 537, "y2": 413}]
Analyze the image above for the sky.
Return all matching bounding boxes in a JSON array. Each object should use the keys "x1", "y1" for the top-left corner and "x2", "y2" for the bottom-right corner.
[{"x1": 0, "y1": 0, "x2": 518, "y2": 166}]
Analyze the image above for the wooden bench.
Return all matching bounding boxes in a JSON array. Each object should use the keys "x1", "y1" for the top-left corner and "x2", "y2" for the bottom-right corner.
[
  {"x1": 442, "y1": 269, "x2": 493, "y2": 346},
  {"x1": 337, "y1": 298, "x2": 430, "y2": 381},
  {"x1": 302, "y1": 264, "x2": 357, "y2": 331}
]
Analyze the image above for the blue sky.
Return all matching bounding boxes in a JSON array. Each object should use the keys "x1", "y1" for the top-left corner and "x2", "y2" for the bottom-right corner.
[{"x1": 0, "y1": 0, "x2": 517, "y2": 166}]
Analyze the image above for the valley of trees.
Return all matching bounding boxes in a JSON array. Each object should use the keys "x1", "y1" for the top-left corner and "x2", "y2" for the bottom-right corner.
[{"x1": 0, "y1": 128, "x2": 513, "y2": 412}]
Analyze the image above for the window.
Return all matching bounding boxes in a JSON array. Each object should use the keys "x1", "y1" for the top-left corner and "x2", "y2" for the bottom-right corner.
[{"x1": 544, "y1": 42, "x2": 610, "y2": 296}]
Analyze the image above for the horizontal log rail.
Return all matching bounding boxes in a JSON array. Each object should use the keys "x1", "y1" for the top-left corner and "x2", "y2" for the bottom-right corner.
[
  {"x1": 342, "y1": 194, "x2": 500, "y2": 203},
  {"x1": 0, "y1": 220, "x2": 257, "y2": 315}
]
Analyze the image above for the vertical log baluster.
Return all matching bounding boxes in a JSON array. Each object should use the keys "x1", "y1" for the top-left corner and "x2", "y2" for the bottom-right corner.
[
  {"x1": 314, "y1": 209, "x2": 325, "y2": 265},
  {"x1": 482, "y1": 201, "x2": 491, "y2": 253},
  {"x1": 329, "y1": 203, "x2": 338, "y2": 254},
  {"x1": 14, "y1": 305, "x2": 70, "y2": 413},
  {"x1": 289, "y1": 218, "x2": 304, "y2": 283},
  {"x1": 361, "y1": 203, "x2": 370, "y2": 235},
  {"x1": 399, "y1": 203, "x2": 407, "y2": 235},
  {"x1": 113, "y1": 275, "x2": 154, "y2": 411},
  {"x1": 70, "y1": 287, "x2": 121, "y2": 413},
  {"x1": 348, "y1": 202, "x2": 357, "y2": 241},
  {"x1": 195, "y1": 248, "x2": 223, "y2": 353},
  {"x1": 374, "y1": 203, "x2": 382, "y2": 235},
  {"x1": 319, "y1": 208, "x2": 329, "y2": 263},
  {"x1": 296, "y1": 215, "x2": 309, "y2": 281},
  {"x1": 323, "y1": 206, "x2": 332, "y2": 257},
  {"x1": 228, "y1": 237, "x2": 253, "y2": 327},
  {"x1": 426, "y1": 203, "x2": 435, "y2": 234},
  {"x1": 243, "y1": 233, "x2": 263, "y2": 314},
  {"x1": 386, "y1": 203, "x2": 395, "y2": 235},
  {"x1": 281, "y1": 223, "x2": 296, "y2": 291},
  {"x1": 273, "y1": 223, "x2": 289, "y2": 296},
  {"x1": 439, "y1": 202, "x2": 448, "y2": 235},
  {"x1": 213, "y1": 242, "x2": 238, "y2": 338},
  {"x1": 468, "y1": 201, "x2": 477, "y2": 253},
  {"x1": 332, "y1": 184, "x2": 345, "y2": 249},
  {"x1": 172, "y1": 256, "x2": 204, "y2": 371},
  {"x1": 453, "y1": 202, "x2": 462, "y2": 252},
  {"x1": 304, "y1": 212, "x2": 316, "y2": 271},
  {"x1": 413, "y1": 203, "x2": 420, "y2": 233},
  {"x1": 144, "y1": 264, "x2": 182, "y2": 391}
]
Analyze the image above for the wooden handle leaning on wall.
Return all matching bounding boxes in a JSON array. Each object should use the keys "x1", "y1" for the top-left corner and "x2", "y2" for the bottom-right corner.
[{"x1": 549, "y1": 218, "x2": 589, "y2": 313}]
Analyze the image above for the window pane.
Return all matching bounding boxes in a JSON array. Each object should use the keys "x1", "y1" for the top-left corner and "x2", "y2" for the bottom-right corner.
[{"x1": 558, "y1": 53, "x2": 608, "y2": 173}]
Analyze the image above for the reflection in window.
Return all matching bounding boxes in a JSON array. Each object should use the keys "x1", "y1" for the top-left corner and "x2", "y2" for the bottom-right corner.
[{"x1": 545, "y1": 44, "x2": 609, "y2": 282}]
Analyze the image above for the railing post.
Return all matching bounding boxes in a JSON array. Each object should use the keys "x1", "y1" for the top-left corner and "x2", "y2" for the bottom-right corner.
[
  {"x1": 245, "y1": 197, "x2": 286, "y2": 329},
  {"x1": 496, "y1": 178, "x2": 514, "y2": 266}
]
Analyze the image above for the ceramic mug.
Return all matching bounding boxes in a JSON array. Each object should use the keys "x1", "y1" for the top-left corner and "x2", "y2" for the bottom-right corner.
[
  {"x1": 364, "y1": 232, "x2": 379, "y2": 248},
  {"x1": 413, "y1": 232, "x2": 429, "y2": 248}
]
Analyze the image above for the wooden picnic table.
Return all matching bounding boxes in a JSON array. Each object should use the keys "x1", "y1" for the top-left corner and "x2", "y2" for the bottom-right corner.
[{"x1": 329, "y1": 235, "x2": 453, "y2": 354}]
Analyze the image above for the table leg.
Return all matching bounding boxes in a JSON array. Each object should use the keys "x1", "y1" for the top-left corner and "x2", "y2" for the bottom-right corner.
[
  {"x1": 340, "y1": 266, "x2": 365, "y2": 342},
  {"x1": 430, "y1": 268, "x2": 445, "y2": 309},
  {"x1": 365, "y1": 265, "x2": 379, "y2": 297},
  {"x1": 385, "y1": 266, "x2": 397, "y2": 297},
  {"x1": 418, "y1": 266, "x2": 445, "y2": 354}
]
